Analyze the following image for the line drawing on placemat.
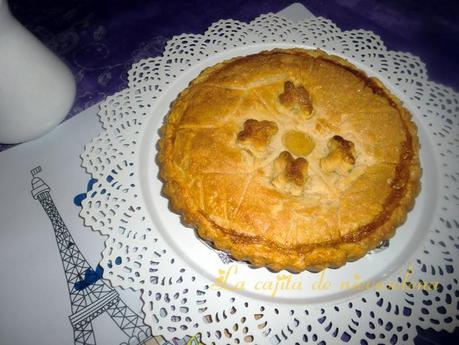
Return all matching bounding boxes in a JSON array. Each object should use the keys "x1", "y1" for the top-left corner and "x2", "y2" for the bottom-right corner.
[{"x1": 30, "y1": 166, "x2": 161, "y2": 345}]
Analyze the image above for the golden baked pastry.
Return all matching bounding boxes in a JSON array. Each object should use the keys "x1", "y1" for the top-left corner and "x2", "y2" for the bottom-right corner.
[{"x1": 158, "y1": 48, "x2": 421, "y2": 272}]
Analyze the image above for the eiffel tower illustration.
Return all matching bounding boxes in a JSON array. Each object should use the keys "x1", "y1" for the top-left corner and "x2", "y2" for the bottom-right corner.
[{"x1": 30, "y1": 166, "x2": 163, "y2": 345}]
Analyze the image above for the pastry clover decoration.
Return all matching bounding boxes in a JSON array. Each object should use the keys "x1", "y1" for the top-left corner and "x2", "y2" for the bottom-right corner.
[
  {"x1": 237, "y1": 119, "x2": 278, "y2": 153},
  {"x1": 237, "y1": 80, "x2": 356, "y2": 196},
  {"x1": 272, "y1": 151, "x2": 308, "y2": 196},
  {"x1": 279, "y1": 80, "x2": 313, "y2": 118},
  {"x1": 320, "y1": 135, "x2": 356, "y2": 175}
]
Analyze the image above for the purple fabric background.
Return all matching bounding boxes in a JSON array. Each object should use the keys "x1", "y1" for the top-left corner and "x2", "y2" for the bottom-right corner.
[
  {"x1": 2, "y1": 0, "x2": 458, "y2": 149},
  {"x1": 3, "y1": 0, "x2": 458, "y2": 343},
  {"x1": 6, "y1": 0, "x2": 459, "y2": 122}
]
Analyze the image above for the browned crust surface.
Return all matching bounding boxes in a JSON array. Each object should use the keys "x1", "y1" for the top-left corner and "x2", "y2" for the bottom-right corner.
[{"x1": 158, "y1": 48, "x2": 421, "y2": 272}]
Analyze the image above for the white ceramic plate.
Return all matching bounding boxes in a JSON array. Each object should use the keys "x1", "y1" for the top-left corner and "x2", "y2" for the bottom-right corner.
[{"x1": 138, "y1": 43, "x2": 438, "y2": 305}]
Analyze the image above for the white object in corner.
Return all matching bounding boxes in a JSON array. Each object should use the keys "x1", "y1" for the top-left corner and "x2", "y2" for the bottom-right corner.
[{"x1": 0, "y1": 0, "x2": 75, "y2": 144}]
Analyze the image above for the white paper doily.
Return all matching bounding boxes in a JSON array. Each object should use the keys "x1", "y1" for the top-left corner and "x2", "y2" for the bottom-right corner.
[{"x1": 80, "y1": 14, "x2": 459, "y2": 344}]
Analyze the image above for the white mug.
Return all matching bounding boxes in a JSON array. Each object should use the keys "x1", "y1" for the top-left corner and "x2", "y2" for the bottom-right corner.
[{"x1": 0, "y1": 0, "x2": 76, "y2": 144}]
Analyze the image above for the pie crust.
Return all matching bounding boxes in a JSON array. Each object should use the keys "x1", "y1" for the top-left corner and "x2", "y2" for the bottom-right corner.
[{"x1": 158, "y1": 48, "x2": 421, "y2": 272}]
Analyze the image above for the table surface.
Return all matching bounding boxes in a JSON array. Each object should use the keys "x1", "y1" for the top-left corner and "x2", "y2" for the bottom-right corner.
[{"x1": 4, "y1": 0, "x2": 459, "y2": 343}]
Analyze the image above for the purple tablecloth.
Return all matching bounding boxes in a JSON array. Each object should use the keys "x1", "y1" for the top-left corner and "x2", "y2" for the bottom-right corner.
[
  {"x1": 7, "y1": 0, "x2": 459, "y2": 122},
  {"x1": 4, "y1": 0, "x2": 459, "y2": 343}
]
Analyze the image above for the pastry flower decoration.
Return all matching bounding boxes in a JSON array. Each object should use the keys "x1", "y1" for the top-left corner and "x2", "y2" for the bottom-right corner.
[
  {"x1": 272, "y1": 151, "x2": 308, "y2": 196},
  {"x1": 278, "y1": 80, "x2": 313, "y2": 118},
  {"x1": 237, "y1": 119, "x2": 278, "y2": 151},
  {"x1": 320, "y1": 135, "x2": 356, "y2": 175}
]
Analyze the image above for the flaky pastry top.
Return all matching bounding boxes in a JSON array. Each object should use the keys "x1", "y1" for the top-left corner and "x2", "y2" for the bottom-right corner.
[{"x1": 158, "y1": 49, "x2": 421, "y2": 272}]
